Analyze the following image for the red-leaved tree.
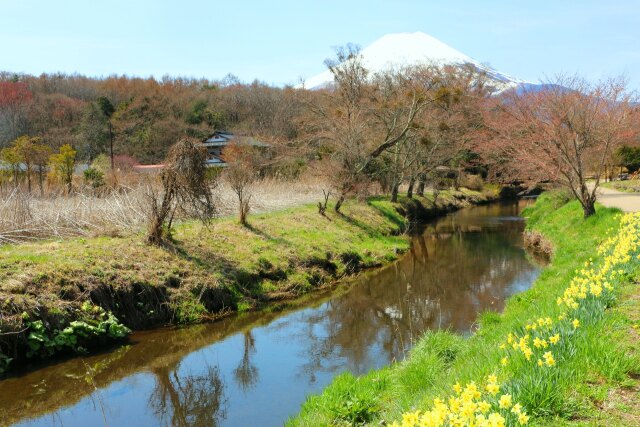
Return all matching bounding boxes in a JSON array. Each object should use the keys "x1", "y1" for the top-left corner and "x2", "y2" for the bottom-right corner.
[
  {"x1": 483, "y1": 76, "x2": 636, "y2": 217},
  {"x1": 0, "y1": 82, "x2": 33, "y2": 146}
]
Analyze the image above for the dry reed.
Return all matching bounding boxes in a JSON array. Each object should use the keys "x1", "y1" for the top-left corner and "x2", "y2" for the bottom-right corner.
[{"x1": 0, "y1": 176, "x2": 328, "y2": 244}]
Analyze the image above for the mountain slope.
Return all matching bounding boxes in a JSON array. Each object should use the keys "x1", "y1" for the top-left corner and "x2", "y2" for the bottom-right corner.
[{"x1": 300, "y1": 32, "x2": 531, "y2": 93}]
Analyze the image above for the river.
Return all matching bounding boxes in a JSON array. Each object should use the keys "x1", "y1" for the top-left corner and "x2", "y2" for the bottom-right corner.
[{"x1": 0, "y1": 200, "x2": 541, "y2": 427}]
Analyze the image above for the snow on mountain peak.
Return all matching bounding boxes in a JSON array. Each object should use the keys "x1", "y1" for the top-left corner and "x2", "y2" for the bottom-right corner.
[
  {"x1": 299, "y1": 31, "x2": 528, "y2": 93},
  {"x1": 361, "y1": 32, "x2": 473, "y2": 68}
]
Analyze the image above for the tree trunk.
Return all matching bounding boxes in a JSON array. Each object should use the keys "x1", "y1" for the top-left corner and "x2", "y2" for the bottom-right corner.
[
  {"x1": 416, "y1": 174, "x2": 425, "y2": 197},
  {"x1": 391, "y1": 183, "x2": 399, "y2": 203},
  {"x1": 109, "y1": 120, "x2": 115, "y2": 171},
  {"x1": 239, "y1": 196, "x2": 250, "y2": 225},
  {"x1": 38, "y1": 169, "x2": 44, "y2": 197},
  {"x1": 582, "y1": 200, "x2": 596, "y2": 218},
  {"x1": 318, "y1": 190, "x2": 330, "y2": 215},
  {"x1": 334, "y1": 194, "x2": 345, "y2": 213},
  {"x1": 406, "y1": 177, "x2": 415, "y2": 199},
  {"x1": 26, "y1": 168, "x2": 31, "y2": 193},
  {"x1": 147, "y1": 189, "x2": 174, "y2": 245},
  {"x1": 579, "y1": 182, "x2": 597, "y2": 218},
  {"x1": 147, "y1": 216, "x2": 165, "y2": 245},
  {"x1": 318, "y1": 202, "x2": 325, "y2": 215}
]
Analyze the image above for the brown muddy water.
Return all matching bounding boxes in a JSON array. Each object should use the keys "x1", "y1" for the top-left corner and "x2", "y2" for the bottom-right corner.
[{"x1": 0, "y1": 201, "x2": 541, "y2": 427}]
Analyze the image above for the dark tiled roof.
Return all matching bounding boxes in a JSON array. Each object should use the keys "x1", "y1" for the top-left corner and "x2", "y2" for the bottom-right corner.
[{"x1": 203, "y1": 131, "x2": 269, "y2": 147}]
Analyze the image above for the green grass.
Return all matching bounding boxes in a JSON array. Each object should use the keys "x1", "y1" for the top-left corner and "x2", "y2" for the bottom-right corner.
[
  {"x1": 0, "y1": 190, "x2": 498, "y2": 372},
  {"x1": 1, "y1": 188, "x2": 496, "y2": 373},
  {"x1": 287, "y1": 193, "x2": 640, "y2": 426},
  {"x1": 0, "y1": 198, "x2": 410, "y2": 371},
  {"x1": 1, "y1": 188, "x2": 495, "y2": 325},
  {"x1": 0, "y1": 200, "x2": 408, "y2": 323}
]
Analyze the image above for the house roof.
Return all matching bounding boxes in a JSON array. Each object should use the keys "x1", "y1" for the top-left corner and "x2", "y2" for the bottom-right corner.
[
  {"x1": 203, "y1": 131, "x2": 269, "y2": 148},
  {"x1": 204, "y1": 157, "x2": 227, "y2": 166},
  {"x1": 134, "y1": 164, "x2": 165, "y2": 170}
]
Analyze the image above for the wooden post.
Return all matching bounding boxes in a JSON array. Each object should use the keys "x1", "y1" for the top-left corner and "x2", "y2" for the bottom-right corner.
[{"x1": 109, "y1": 120, "x2": 114, "y2": 170}]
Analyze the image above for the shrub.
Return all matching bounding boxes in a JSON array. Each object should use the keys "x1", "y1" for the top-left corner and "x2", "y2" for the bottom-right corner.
[
  {"x1": 339, "y1": 251, "x2": 363, "y2": 274},
  {"x1": 83, "y1": 167, "x2": 105, "y2": 188},
  {"x1": 616, "y1": 145, "x2": 640, "y2": 173},
  {"x1": 22, "y1": 307, "x2": 130, "y2": 360},
  {"x1": 174, "y1": 298, "x2": 207, "y2": 324},
  {"x1": 146, "y1": 138, "x2": 215, "y2": 245},
  {"x1": 48, "y1": 144, "x2": 77, "y2": 194},
  {"x1": 331, "y1": 392, "x2": 379, "y2": 426}
]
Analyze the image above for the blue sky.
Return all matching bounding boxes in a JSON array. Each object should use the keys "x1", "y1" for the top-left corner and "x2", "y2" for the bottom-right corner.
[{"x1": 1, "y1": 0, "x2": 639, "y2": 89}]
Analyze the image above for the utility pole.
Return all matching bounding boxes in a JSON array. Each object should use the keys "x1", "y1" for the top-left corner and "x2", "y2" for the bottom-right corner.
[{"x1": 109, "y1": 120, "x2": 114, "y2": 170}]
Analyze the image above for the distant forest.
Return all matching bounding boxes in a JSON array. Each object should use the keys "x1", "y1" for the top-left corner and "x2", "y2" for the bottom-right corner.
[
  {"x1": 0, "y1": 72, "x2": 302, "y2": 164},
  {"x1": 2, "y1": 64, "x2": 637, "y2": 219}
]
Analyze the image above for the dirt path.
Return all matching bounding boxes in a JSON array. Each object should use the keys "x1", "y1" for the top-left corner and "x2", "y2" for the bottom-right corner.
[{"x1": 594, "y1": 184, "x2": 640, "y2": 212}]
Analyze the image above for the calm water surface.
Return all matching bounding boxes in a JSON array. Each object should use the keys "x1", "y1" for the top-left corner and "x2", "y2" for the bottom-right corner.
[{"x1": 0, "y1": 201, "x2": 540, "y2": 427}]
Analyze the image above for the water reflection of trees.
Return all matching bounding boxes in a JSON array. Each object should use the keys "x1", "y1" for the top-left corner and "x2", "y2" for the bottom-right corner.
[
  {"x1": 233, "y1": 331, "x2": 259, "y2": 392},
  {"x1": 294, "y1": 205, "x2": 539, "y2": 378},
  {"x1": 150, "y1": 363, "x2": 226, "y2": 427}
]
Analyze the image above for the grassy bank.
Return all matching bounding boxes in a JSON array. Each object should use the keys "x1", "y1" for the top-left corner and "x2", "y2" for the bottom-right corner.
[
  {"x1": 289, "y1": 192, "x2": 640, "y2": 426},
  {"x1": 0, "y1": 188, "x2": 496, "y2": 374},
  {"x1": 601, "y1": 179, "x2": 640, "y2": 193}
]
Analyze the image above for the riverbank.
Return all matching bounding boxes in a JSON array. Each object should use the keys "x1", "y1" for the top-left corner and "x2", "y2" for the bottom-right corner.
[
  {"x1": 1, "y1": 198, "x2": 531, "y2": 427},
  {"x1": 0, "y1": 187, "x2": 498, "y2": 375},
  {"x1": 289, "y1": 192, "x2": 640, "y2": 426},
  {"x1": 601, "y1": 179, "x2": 640, "y2": 194}
]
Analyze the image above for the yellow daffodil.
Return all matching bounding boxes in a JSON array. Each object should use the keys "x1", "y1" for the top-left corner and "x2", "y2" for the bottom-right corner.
[
  {"x1": 478, "y1": 400, "x2": 491, "y2": 413},
  {"x1": 498, "y1": 394, "x2": 512, "y2": 409},
  {"x1": 543, "y1": 351, "x2": 556, "y2": 367},
  {"x1": 389, "y1": 213, "x2": 640, "y2": 427}
]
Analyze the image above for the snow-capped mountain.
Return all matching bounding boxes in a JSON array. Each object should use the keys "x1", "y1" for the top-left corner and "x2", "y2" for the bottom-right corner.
[{"x1": 299, "y1": 32, "x2": 531, "y2": 94}]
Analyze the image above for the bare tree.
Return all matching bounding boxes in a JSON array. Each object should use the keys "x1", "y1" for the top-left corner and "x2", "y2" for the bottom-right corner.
[
  {"x1": 233, "y1": 332, "x2": 259, "y2": 391},
  {"x1": 485, "y1": 75, "x2": 635, "y2": 217},
  {"x1": 362, "y1": 64, "x2": 489, "y2": 202},
  {"x1": 32, "y1": 142, "x2": 52, "y2": 196},
  {"x1": 147, "y1": 138, "x2": 215, "y2": 245},
  {"x1": 317, "y1": 189, "x2": 331, "y2": 215},
  {"x1": 222, "y1": 141, "x2": 257, "y2": 225},
  {"x1": 0, "y1": 82, "x2": 33, "y2": 147},
  {"x1": 304, "y1": 46, "x2": 432, "y2": 212},
  {"x1": 150, "y1": 364, "x2": 227, "y2": 427}
]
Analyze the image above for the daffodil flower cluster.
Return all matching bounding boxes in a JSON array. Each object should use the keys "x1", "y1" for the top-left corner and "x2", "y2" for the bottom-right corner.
[
  {"x1": 500, "y1": 212, "x2": 640, "y2": 371},
  {"x1": 388, "y1": 376, "x2": 529, "y2": 427},
  {"x1": 390, "y1": 213, "x2": 639, "y2": 427},
  {"x1": 557, "y1": 212, "x2": 639, "y2": 310},
  {"x1": 498, "y1": 317, "x2": 563, "y2": 367}
]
